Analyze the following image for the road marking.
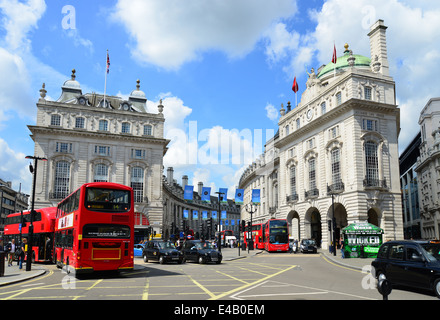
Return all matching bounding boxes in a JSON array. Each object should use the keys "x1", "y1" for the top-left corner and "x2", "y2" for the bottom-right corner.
[
  {"x1": 187, "y1": 275, "x2": 216, "y2": 299},
  {"x1": 320, "y1": 254, "x2": 363, "y2": 273},
  {"x1": 86, "y1": 279, "x2": 102, "y2": 290},
  {"x1": 209, "y1": 265, "x2": 297, "y2": 300},
  {"x1": 215, "y1": 270, "x2": 249, "y2": 284},
  {"x1": 142, "y1": 278, "x2": 149, "y2": 300}
]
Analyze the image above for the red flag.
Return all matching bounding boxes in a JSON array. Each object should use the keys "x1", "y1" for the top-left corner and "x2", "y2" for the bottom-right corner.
[
  {"x1": 106, "y1": 51, "x2": 110, "y2": 74},
  {"x1": 332, "y1": 44, "x2": 337, "y2": 64},
  {"x1": 292, "y1": 76, "x2": 298, "y2": 93}
]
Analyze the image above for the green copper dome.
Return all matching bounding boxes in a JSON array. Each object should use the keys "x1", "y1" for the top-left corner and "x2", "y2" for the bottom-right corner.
[{"x1": 317, "y1": 44, "x2": 371, "y2": 79}]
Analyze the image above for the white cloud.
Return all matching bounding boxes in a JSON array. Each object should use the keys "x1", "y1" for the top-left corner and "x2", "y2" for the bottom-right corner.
[
  {"x1": 0, "y1": 138, "x2": 32, "y2": 194},
  {"x1": 0, "y1": 0, "x2": 46, "y2": 52},
  {"x1": 111, "y1": 0, "x2": 298, "y2": 70},
  {"x1": 265, "y1": 103, "x2": 279, "y2": 122}
]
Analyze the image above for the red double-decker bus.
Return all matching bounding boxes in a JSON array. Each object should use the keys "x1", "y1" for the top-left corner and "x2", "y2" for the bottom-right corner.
[
  {"x1": 4, "y1": 207, "x2": 56, "y2": 263},
  {"x1": 54, "y1": 182, "x2": 134, "y2": 274},
  {"x1": 243, "y1": 224, "x2": 264, "y2": 249},
  {"x1": 263, "y1": 219, "x2": 289, "y2": 252}
]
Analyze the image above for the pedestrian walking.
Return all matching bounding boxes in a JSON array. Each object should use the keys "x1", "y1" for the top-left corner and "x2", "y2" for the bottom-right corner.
[
  {"x1": 340, "y1": 241, "x2": 345, "y2": 259},
  {"x1": 18, "y1": 238, "x2": 27, "y2": 270},
  {"x1": 6, "y1": 239, "x2": 16, "y2": 266}
]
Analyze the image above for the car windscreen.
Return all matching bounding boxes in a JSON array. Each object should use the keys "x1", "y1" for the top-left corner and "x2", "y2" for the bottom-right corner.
[
  {"x1": 195, "y1": 242, "x2": 215, "y2": 249},
  {"x1": 421, "y1": 243, "x2": 440, "y2": 262},
  {"x1": 158, "y1": 242, "x2": 176, "y2": 249}
]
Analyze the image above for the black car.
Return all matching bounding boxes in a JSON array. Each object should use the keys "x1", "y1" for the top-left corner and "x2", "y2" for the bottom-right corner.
[
  {"x1": 181, "y1": 240, "x2": 222, "y2": 264},
  {"x1": 142, "y1": 240, "x2": 183, "y2": 264},
  {"x1": 371, "y1": 240, "x2": 440, "y2": 298},
  {"x1": 300, "y1": 239, "x2": 317, "y2": 253}
]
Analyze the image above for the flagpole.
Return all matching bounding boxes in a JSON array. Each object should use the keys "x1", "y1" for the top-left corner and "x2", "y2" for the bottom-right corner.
[{"x1": 104, "y1": 49, "x2": 108, "y2": 107}]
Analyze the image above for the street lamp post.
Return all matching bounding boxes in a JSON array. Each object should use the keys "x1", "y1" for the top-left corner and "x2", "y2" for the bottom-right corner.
[
  {"x1": 245, "y1": 203, "x2": 257, "y2": 253},
  {"x1": 215, "y1": 191, "x2": 225, "y2": 252},
  {"x1": 25, "y1": 155, "x2": 47, "y2": 271}
]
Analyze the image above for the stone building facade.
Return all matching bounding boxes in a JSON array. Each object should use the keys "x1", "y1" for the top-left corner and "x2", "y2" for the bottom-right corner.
[
  {"x1": 415, "y1": 97, "x2": 440, "y2": 239},
  {"x1": 27, "y1": 70, "x2": 169, "y2": 238},
  {"x1": 239, "y1": 20, "x2": 404, "y2": 249}
]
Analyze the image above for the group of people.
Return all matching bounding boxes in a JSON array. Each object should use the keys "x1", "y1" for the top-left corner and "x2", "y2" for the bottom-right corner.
[{"x1": 1, "y1": 238, "x2": 27, "y2": 269}]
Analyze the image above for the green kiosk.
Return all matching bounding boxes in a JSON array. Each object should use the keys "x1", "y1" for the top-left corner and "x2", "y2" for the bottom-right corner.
[{"x1": 342, "y1": 222, "x2": 383, "y2": 258}]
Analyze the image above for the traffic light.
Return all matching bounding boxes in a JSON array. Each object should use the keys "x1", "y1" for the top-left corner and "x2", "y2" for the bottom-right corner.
[{"x1": 240, "y1": 220, "x2": 246, "y2": 232}]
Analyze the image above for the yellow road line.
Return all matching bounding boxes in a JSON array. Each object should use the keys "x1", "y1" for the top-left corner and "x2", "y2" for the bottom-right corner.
[
  {"x1": 215, "y1": 270, "x2": 249, "y2": 284},
  {"x1": 209, "y1": 264, "x2": 296, "y2": 300},
  {"x1": 142, "y1": 278, "x2": 150, "y2": 300},
  {"x1": 187, "y1": 275, "x2": 216, "y2": 299},
  {"x1": 320, "y1": 254, "x2": 363, "y2": 273}
]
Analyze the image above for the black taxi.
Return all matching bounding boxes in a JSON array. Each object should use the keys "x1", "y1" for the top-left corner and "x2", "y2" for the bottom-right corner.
[
  {"x1": 371, "y1": 240, "x2": 440, "y2": 298},
  {"x1": 142, "y1": 240, "x2": 183, "y2": 264},
  {"x1": 181, "y1": 240, "x2": 222, "y2": 264}
]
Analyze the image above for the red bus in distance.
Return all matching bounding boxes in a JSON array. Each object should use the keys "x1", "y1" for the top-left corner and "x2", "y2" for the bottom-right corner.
[
  {"x1": 244, "y1": 223, "x2": 264, "y2": 250},
  {"x1": 264, "y1": 219, "x2": 289, "y2": 252},
  {"x1": 4, "y1": 207, "x2": 57, "y2": 263},
  {"x1": 54, "y1": 182, "x2": 134, "y2": 274}
]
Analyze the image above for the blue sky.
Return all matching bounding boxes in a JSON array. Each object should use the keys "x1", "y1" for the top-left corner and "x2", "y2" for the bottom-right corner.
[{"x1": 1, "y1": 0, "x2": 440, "y2": 197}]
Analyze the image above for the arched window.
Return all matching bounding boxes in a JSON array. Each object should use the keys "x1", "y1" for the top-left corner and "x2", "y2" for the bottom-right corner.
[
  {"x1": 331, "y1": 148, "x2": 341, "y2": 185},
  {"x1": 54, "y1": 161, "x2": 70, "y2": 199},
  {"x1": 290, "y1": 166, "x2": 297, "y2": 196},
  {"x1": 365, "y1": 141, "x2": 379, "y2": 182},
  {"x1": 309, "y1": 158, "x2": 316, "y2": 190},
  {"x1": 94, "y1": 163, "x2": 108, "y2": 182},
  {"x1": 131, "y1": 166, "x2": 144, "y2": 203}
]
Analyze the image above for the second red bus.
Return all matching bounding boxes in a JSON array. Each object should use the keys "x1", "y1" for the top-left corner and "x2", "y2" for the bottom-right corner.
[
  {"x1": 3, "y1": 207, "x2": 56, "y2": 263},
  {"x1": 264, "y1": 219, "x2": 289, "y2": 252}
]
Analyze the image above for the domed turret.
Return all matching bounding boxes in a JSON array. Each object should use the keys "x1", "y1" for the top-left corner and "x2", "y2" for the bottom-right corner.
[
  {"x1": 57, "y1": 69, "x2": 82, "y2": 102},
  {"x1": 317, "y1": 44, "x2": 371, "y2": 79}
]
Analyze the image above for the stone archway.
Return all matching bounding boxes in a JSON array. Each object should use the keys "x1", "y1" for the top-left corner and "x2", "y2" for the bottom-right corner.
[
  {"x1": 287, "y1": 210, "x2": 300, "y2": 240},
  {"x1": 367, "y1": 208, "x2": 380, "y2": 227},
  {"x1": 305, "y1": 208, "x2": 322, "y2": 246},
  {"x1": 327, "y1": 202, "x2": 348, "y2": 248}
]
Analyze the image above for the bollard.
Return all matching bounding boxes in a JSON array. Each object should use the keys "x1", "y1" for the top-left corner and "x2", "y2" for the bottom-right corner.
[{"x1": 377, "y1": 279, "x2": 392, "y2": 300}]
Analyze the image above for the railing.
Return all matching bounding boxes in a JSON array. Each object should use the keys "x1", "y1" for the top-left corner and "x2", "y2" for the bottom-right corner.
[
  {"x1": 305, "y1": 188, "x2": 319, "y2": 199},
  {"x1": 286, "y1": 193, "x2": 299, "y2": 202},
  {"x1": 363, "y1": 178, "x2": 387, "y2": 189},
  {"x1": 327, "y1": 182, "x2": 345, "y2": 194}
]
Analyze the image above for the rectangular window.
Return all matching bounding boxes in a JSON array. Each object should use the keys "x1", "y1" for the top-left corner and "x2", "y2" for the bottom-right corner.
[
  {"x1": 95, "y1": 145, "x2": 110, "y2": 156},
  {"x1": 296, "y1": 118, "x2": 301, "y2": 129},
  {"x1": 362, "y1": 119, "x2": 378, "y2": 131},
  {"x1": 131, "y1": 149, "x2": 146, "y2": 159},
  {"x1": 56, "y1": 142, "x2": 73, "y2": 153},
  {"x1": 336, "y1": 92, "x2": 342, "y2": 106},
  {"x1": 51, "y1": 114, "x2": 61, "y2": 126},
  {"x1": 321, "y1": 102, "x2": 326, "y2": 115},
  {"x1": 364, "y1": 87, "x2": 372, "y2": 100},
  {"x1": 143, "y1": 125, "x2": 152, "y2": 136},
  {"x1": 99, "y1": 120, "x2": 108, "y2": 131},
  {"x1": 75, "y1": 117, "x2": 85, "y2": 129},
  {"x1": 122, "y1": 122, "x2": 131, "y2": 134}
]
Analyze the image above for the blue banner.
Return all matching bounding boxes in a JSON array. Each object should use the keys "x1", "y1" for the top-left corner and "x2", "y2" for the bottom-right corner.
[
  {"x1": 235, "y1": 189, "x2": 244, "y2": 204},
  {"x1": 219, "y1": 188, "x2": 228, "y2": 203},
  {"x1": 201, "y1": 187, "x2": 211, "y2": 202},
  {"x1": 183, "y1": 210, "x2": 189, "y2": 219},
  {"x1": 212, "y1": 211, "x2": 217, "y2": 219},
  {"x1": 184, "y1": 185, "x2": 194, "y2": 201},
  {"x1": 202, "y1": 211, "x2": 208, "y2": 220},
  {"x1": 252, "y1": 189, "x2": 260, "y2": 205},
  {"x1": 193, "y1": 210, "x2": 198, "y2": 219},
  {"x1": 221, "y1": 210, "x2": 227, "y2": 219}
]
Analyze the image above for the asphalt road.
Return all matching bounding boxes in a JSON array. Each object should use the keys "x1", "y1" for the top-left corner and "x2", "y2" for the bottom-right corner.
[{"x1": 0, "y1": 251, "x2": 437, "y2": 301}]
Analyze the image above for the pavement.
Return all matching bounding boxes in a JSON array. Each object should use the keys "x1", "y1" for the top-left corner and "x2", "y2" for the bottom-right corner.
[{"x1": 0, "y1": 247, "x2": 374, "y2": 287}]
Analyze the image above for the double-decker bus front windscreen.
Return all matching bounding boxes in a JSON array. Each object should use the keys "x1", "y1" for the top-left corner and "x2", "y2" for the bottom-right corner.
[
  {"x1": 269, "y1": 220, "x2": 288, "y2": 244},
  {"x1": 85, "y1": 188, "x2": 131, "y2": 213}
]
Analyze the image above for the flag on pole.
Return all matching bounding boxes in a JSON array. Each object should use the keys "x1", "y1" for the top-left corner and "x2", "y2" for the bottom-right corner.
[
  {"x1": 292, "y1": 76, "x2": 298, "y2": 93},
  {"x1": 106, "y1": 51, "x2": 110, "y2": 73},
  {"x1": 332, "y1": 44, "x2": 337, "y2": 64}
]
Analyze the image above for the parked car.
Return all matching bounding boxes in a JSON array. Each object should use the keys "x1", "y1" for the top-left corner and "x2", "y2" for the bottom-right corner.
[
  {"x1": 181, "y1": 240, "x2": 222, "y2": 264},
  {"x1": 134, "y1": 243, "x2": 145, "y2": 257},
  {"x1": 142, "y1": 240, "x2": 183, "y2": 264},
  {"x1": 371, "y1": 240, "x2": 440, "y2": 298},
  {"x1": 300, "y1": 239, "x2": 317, "y2": 253}
]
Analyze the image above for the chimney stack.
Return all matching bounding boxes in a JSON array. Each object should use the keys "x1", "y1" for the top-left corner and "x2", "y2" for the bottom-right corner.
[{"x1": 368, "y1": 19, "x2": 389, "y2": 76}]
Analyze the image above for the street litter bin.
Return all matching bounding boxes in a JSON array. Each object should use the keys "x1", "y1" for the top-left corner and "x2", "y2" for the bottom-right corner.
[{"x1": 0, "y1": 252, "x2": 5, "y2": 277}]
